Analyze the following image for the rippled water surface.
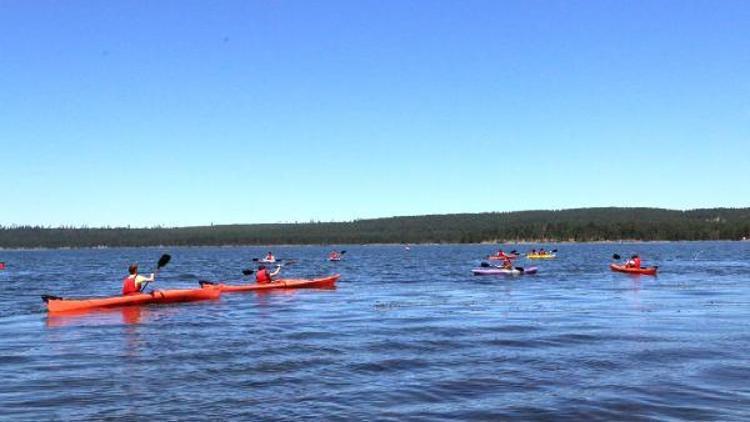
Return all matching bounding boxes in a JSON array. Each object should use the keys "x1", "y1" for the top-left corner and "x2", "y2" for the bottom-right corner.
[{"x1": 1, "y1": 242, "x2": 749, "y2": 420}]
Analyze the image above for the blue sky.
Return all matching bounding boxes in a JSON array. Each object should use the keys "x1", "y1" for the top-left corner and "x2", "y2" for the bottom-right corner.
[{"x1": 1, "y1": 1, "x2": 748, "y2": 227}]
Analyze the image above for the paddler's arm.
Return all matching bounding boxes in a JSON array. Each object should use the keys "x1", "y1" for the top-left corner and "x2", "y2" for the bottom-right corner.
[
  {"x1": 270, "y1": 265, "x2": 282, "y2": 277},
  {"x1": 135, "y1": 273, "x2": 155, "y2": 288}
]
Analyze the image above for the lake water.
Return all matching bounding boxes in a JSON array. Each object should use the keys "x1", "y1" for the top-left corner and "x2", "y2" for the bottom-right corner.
[{"x1": 1, "y1": 242, "x2": 749, "y2": 420}]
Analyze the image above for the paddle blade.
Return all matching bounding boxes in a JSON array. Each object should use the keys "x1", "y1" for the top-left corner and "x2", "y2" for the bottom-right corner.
[
  {"x1": 41, "y1": 294, "x2": 62, "y2": 303},
  {"x1": 515, "y1": 267, "x2": 525, "y2": 273},
  {"x1": 199, "y1": 280, "x2": 217, "y2": 287},
  {"x1": 340, "y1": 250, "x2": 347, "y2": 254},
  {"x1": 157, "y1": 254, "x2": 171, "y2": 269},
  {"x1": 551, "y1": 249, "x2": 558, "y2": 253},
  {"x1": 252, "y1": 258, "x2": 259, "y2": 262},
  {"x1": 242, "y1": 269, "x2": 254, "y2": 276},
  {"x1": 612, "y1": 254, "x2": 621, "y2": 260},
  {"x1": 480, "y1": 262, "x2": 490, "y2": 268}
]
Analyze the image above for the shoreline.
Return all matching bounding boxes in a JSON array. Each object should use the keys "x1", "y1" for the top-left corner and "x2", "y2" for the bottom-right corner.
[{"x1": 0, "y1": 239, "x2": 745, "y2": 252}]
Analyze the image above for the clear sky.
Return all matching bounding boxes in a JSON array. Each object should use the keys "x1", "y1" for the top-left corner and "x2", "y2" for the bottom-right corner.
[{"x1": 1, "y1": 1, "x2": 749, "y2": 227}]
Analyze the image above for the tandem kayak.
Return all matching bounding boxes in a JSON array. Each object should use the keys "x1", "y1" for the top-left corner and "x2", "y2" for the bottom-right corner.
[
  {"x1": 526, "y1": 254, "x2": 556, "y2": 259},
  {"x1": 43, "y1": 287, "x2": 222, "y2": 314},
  {"x1": 473, "y1": 266, "x2": 538, "y2": 276},
  {"x1": 199, "y1": 274, "x2": 340, "y2": 293},
  {"x1": 610, "y1": 264, "x2": 658, "y2": 276}
]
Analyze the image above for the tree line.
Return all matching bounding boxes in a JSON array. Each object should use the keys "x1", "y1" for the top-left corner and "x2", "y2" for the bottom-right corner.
[{"x1": 1, "y1": 207, "x2": 749, "y2": 248}]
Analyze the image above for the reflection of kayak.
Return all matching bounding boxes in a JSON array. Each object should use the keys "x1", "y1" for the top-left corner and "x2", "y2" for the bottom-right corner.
[
  {"x1": 43, "y1": 287, "x2": 222, "y2": 314},
  {"x1": 526, "y1": 254, "x2": 556, "y2": 259},
  {"x1": 473, "y1": 266, "x2": 538, "y2": 276},
  {"x1": 610, "y1": 264, "x2": 658, "y2": 275},
  {"x1": 200, "y1": 274, "x2": 340, "y2": 293}
]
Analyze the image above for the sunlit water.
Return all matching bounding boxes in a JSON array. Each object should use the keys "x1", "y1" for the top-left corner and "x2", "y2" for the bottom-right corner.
[{"x1": 1, "y1": 242, "x2": 749, "y2": 419}]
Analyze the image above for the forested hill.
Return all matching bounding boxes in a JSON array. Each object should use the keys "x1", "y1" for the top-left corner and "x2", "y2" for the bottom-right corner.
[{"x1": 1, "y1": 207, "x2": 749, "y2": 248}]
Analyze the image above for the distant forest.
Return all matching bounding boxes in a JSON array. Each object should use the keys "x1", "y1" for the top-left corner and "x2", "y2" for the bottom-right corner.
[{"x1": 1, "y1": 208, "x2": 749, "y2": 248}]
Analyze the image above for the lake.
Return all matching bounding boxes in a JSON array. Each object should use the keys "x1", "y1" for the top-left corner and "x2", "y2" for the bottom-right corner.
[{"x1": 1, "y1": 242, "x2": 749, "y2": 419}]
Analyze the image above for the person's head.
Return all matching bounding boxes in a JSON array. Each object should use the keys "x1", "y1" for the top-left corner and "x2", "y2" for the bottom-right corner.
[
  {"x1": 632, "y1": 254, "x2": 639, "y2": 259},
  {"x1": 267, "y1": 251, "x2": 272, "y2": 255},
  {"x1": 128, "y1": 263, "x2": 138, "y2": 275},
  {"x1": 258, "y1": 265, "x2": 266, "y2": 271}
]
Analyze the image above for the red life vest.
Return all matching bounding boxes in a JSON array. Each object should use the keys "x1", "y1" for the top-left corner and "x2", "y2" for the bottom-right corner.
[
  {"x1": 632, "y1": 257, "x2": 641, "y2": 268},
  {"x1": 122, "y1": 275, "x2": 139, "y2": 295},
  {"x1": 256, "y1": 269, "x2": 271, "y2": 283}
]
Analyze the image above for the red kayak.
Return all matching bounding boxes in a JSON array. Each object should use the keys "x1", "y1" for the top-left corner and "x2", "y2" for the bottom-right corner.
[
  {"x1": 43, "y1": 287, "x2": 222, "y2": 314},
  {"x1": 488, "y1": 254, "x2": 519, "y2": 261},
  {"x1": 200, "y1": 274, "x2": 340, "y2": 293},
  {"x1": 610, "y1": 264, "x2": 658, "y2": 276}
]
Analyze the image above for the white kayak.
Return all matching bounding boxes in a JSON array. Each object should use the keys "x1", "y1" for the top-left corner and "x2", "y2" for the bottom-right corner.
[{"x1": 472, "y1": 266, "x2": 538, "y2": 276}]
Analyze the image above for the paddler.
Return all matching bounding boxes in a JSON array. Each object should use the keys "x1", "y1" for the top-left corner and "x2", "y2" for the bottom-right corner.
[
  {"x1": 625, "y1": 255, "x2": 641, "y2": 269},
  {"x1": 122, "y1": 263, "x2": 155, "y2": 295},
  {"x1": 501, "y1": 255, "x2": 514, "y2": 270},
  {"x1": 256, "y1": 264, "x2": 281, "y2": 284},
  {"x1": 329, "y1": 251, "x2": 341, "y2": 260},
  {"x1": 264, "y1": 251, "x2": 276, "y2": 263}
]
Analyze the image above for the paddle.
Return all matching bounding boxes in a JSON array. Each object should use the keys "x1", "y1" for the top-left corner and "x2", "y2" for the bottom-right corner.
[
  {"x1": 139, "y1": 254, "x2": 172, "y2": 292},
  {"x1": 41, "y1": 294, "x2": 63, "y2": 303},
  {"x1": 199, "y1": 280, "x2": 216, "y2": 287}
]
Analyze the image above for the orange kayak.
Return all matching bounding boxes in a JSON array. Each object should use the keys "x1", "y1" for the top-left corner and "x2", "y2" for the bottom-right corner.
[
  {"x1": 200, "y1": 274, "x2": 340, "y2": 293},
  {"x1": 610, "y1": 264, "x2": 658, "y2": 276},
  {"x1": 43, "y1": 287, "x2": 222, "y2": 314}
]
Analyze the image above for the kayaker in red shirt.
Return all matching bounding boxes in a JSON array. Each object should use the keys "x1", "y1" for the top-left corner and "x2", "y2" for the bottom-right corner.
[
  {"x1": 122, "y1": 264, "x2": 155, "y2": 295},
  {"x1": 255, "y1": 265, "x2": 281, "y2": 284},
  {"x1": 329, "y1": 251, "x2": 341, "y2": 260},
  {"x1": 625, "y1": 255, "x2": 642, "y2": 269},
  {"x1": 264, "y1": 252, "x2": 276, "y2": 263},
  {"x1": 495, "y1": 250, "x2": 508, "y2": 258}
]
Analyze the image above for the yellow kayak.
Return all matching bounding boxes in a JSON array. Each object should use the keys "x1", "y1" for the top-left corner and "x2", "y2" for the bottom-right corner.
[{"x1": 526, "y1": 254, "x2": 556, "y2": 259}]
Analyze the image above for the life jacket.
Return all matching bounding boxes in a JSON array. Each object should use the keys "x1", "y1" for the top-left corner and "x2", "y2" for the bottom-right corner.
[
  {"x1": 122, "y1": 275, "x2": 139, "y2": 295},
  {"x1": 632, "y1": 257, "x2": 641, "y2": 268},
  {"x1": 256, "y1": 269, "x2": 272, "y2": 283}
]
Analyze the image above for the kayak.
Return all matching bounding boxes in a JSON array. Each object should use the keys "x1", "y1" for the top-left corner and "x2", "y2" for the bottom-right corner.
[
  {"x1": 488, "y1": 254, "x2": 519, "y2": 260},
  {"x1": 610, "y1": 264, "x2": 658, "y2": 276},
  {"x1": 43, "y1": 287, "x2": 222, "y2": 314},
  {"x1": 200, "y1": 274, "x2": 340, "y2": 293},
  {"x1": 328, "y1": 257, "x2": 342, "y2": 262},
  {"x1": 473, "y1": 266, "x2": 538, "y2": 276},
  {"x1": 526, "y1": 254, "x2": 556, "y2": 259}
]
